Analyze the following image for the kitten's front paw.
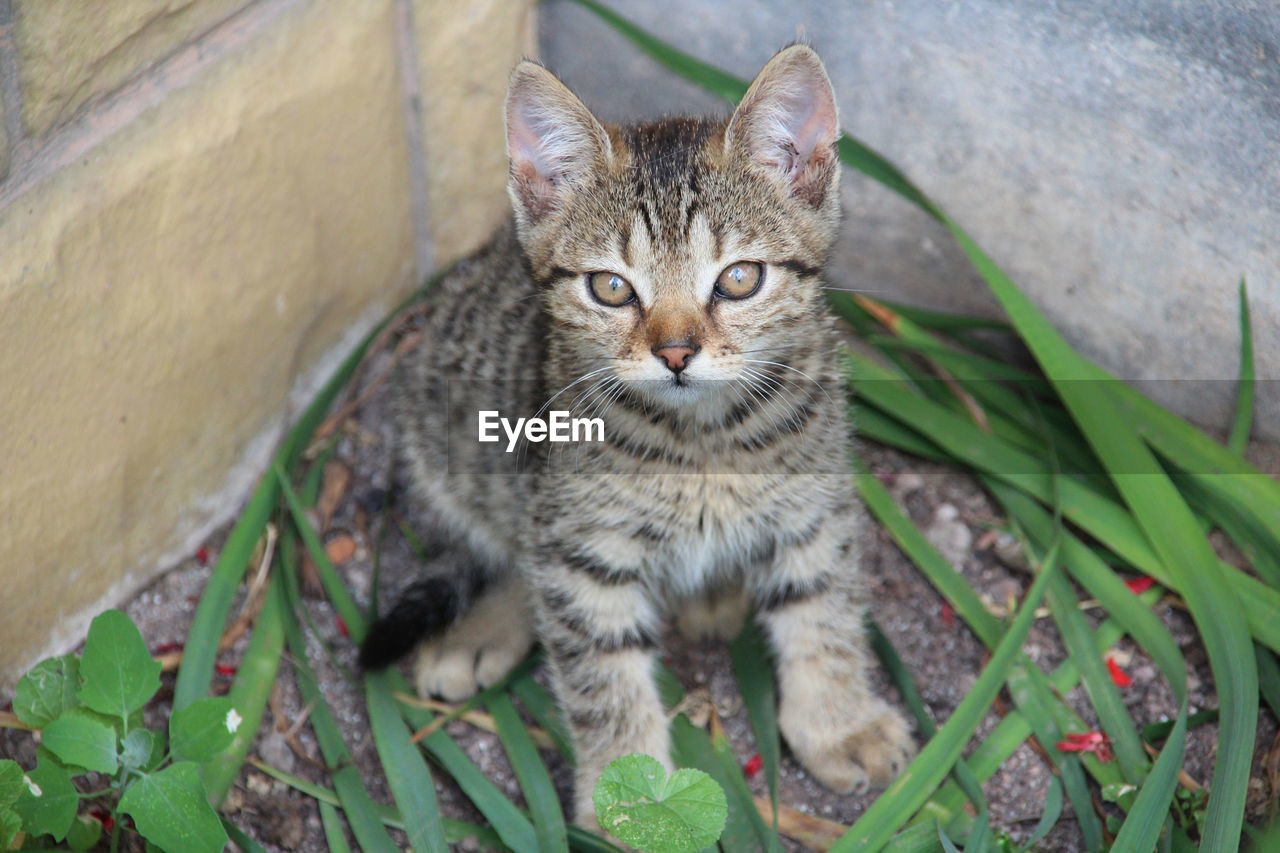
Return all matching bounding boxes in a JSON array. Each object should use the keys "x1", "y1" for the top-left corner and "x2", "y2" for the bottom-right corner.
[
  {"x1": 781, "y1": 700, "x2": 915, "y2": 794},
  {"x1": 413, "y1": 577, "x2": 534, "y2": 701}
]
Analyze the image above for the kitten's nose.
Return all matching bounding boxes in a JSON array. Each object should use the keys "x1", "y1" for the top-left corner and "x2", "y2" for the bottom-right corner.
[{"x1": 653, "y1": 341, "x2": 700, "y2": 374}]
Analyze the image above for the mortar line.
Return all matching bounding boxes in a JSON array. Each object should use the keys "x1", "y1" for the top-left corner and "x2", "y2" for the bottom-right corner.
[
  {"x1": 393, "y1": 0, "x2": 433, "y2": 284},
  {"x1": 0, "y1": 0, "x2": 305, "y2": 211},
  {"x1": 0, "y1": 0, "x2": 27, "y2": 171}
]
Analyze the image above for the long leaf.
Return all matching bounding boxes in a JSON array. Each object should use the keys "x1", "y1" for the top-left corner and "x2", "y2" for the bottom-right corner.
[
  {"x1": 281, "y1": 580, "x2": 400, "y2": 853},
  {"x1": 833, "y1": 545, "x2": 1058, "y2": 851},
  {"x1": 729, "y1": 619, "x2": 783, "y2": 852},
  {"x1": 1227, "y1": 278, "x2": 1254, "y2": 454},
  {"x1": 390, "y1": 670, "x2": 541, "y2": 853},
  {"x1": 202, "y1": 573, "x2": 286, "y2": 805},
  {"x1": 366, "y1": 670, "x2": 450, "y2": 853},
  {"x1": 490, "y1": 692, "x2": 570, "y2": 853}
]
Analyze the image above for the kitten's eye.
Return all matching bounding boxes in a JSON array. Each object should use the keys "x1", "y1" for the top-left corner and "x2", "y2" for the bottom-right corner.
[
  {"x1": 587, "y1": 271, "x2": 636, "y2": 307},
  {"x1": 714, "y1": 261, "x2": 764, "y2": 300}
]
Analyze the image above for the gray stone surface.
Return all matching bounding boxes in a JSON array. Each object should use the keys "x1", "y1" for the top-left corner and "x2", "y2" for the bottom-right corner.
[{"x1": 540, "y1": 0, "x2": 1278, "y2": 440}]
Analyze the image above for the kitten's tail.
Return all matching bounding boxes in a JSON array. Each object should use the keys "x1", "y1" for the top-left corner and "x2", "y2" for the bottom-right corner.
[{"x1": 358, "y1": 571, "x2": 488, "y2": 670}]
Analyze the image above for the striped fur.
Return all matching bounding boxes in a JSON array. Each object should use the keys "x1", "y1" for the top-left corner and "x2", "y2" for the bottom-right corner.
[{"x1": 369, "y1": 45, "x2": 915, "y2": 822}]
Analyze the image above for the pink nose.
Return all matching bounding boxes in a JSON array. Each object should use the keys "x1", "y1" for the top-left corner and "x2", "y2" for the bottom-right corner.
[{"x1": 653, "y1": 342, "x2": 699, "y2": 373}]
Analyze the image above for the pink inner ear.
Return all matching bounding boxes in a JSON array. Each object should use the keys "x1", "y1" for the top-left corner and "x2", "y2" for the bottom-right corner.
[{"x1": 730, "y1": 49, "x2": 840, "y2": 200}]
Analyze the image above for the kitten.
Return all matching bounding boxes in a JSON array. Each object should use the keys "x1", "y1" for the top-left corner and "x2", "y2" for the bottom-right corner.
[{"x1": 361, "y1": 44, "x2": 916, "y2": 822}]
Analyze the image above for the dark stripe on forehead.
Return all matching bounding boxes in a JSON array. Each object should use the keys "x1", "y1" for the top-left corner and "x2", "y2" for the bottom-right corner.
[{"x1": 777, "y1": 259, "x2": 823, "y2": 278}]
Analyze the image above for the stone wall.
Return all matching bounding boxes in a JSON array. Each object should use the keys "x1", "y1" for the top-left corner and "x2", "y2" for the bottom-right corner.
[
  {"x1": 541, "y1": 0, "x2": 1277, "y2": 441},
  {"x1": 0, "y1": 0, "x2": 534, "y2": 681}
]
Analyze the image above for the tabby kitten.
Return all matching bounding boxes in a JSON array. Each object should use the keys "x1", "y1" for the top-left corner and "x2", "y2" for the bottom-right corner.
[{"x1": 361, "y1": 44, "x2": 916, "y2": 821}]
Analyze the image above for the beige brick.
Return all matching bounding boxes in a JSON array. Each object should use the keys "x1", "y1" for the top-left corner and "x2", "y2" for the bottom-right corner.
[
  {"x1": 13, "y1": 0, "x2": 251, "y2": 137},
  {"x1": 0, "y1": 0, "x2": 413, "y2": 678},
  {"x1": 415, "y1": 0, "x2": 536, "y2": 262}
]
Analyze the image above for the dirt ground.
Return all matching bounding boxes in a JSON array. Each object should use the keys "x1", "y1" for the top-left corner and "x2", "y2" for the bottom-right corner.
[{"x1": 5, "y1": 347, "x2": 1279, "y2": 852}]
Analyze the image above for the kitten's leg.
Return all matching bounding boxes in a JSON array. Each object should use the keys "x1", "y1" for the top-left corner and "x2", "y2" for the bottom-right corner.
[
  {"x1": 752, "y1": 510, "x2": 916, "y2": 793},
  {"x1": 414, "y1": 573, "x2": 535, "y2": 701},
  {"x1": 533, "y1": 552, "x2": 669, "y2": 823}
]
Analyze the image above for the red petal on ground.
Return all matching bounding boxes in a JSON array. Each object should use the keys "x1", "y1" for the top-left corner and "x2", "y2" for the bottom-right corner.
[
  {"x1": 196, "y1": 546, "x2": 210, "y2": 566},
  {"x1": 939, "y1": 601, "x2": 956, "y2": 630},
  {"x1": 1106, "y1": 656, "x2": 1133, "y2": 687},
  {"x1": 1056, "y1": 731, "x2": 1114, "y2": 762},
  {"x1": 1124, "y1": 576, "x2": 1156, "y2": 594},
  {"x1": 152, "y1": 641, "x2": 184, "y2": 655},
  {"x1": 336, "y1": 616, "x2": 350, "y2": 639},
  {"x1": 744, "y1": 753, "x2": 763, "y2": 778},
  {"x1": 215, "y1": 663, "x2": 237, "y2": 676}
]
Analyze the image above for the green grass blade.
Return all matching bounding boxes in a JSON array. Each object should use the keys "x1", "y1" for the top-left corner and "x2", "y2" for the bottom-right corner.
[
  {"x1": 319, "y1": 800, "x2": 354, "y2": 853},
  {"x1": 945, "y1": 219, "x2": 1257, "y2": 847},
  {"x1": 249, "y1": 757, "x2": 515, "y2": 848},
  {"x1": 869, "y1": 621, "x2": 993, "y2": 851},
  {"x1": 281, "y1": 588, "x2": 399, "y2": 852},
  {"x1": 1018, "y1": 528, "x2": 1145, "y2": 779},
  {"x1": 1227, "y1": 278, "x2": 1254, "y2": 454},
  {"x1": 389, "y1": 670, "x2": 540, "y2": 853},
  {"x1": 173, "y1": 477, "x2": 278, "y2": 711},
  {"x1": 366, "y1": 670, "x2": 450, "y2": 853},
  {"x1": 853, "y1": 354, "x2": 1280, "y2": 652},
  {"x1": 222, "y1": 817, "x2": 272, "y2": 853},
  {"x1": 1002, "y1": 663, "x2": 1104, "y2": 851},
  {"x1": 833, "y1": 546, "x2": 1058, "y2": 851},
  {"x1": 202, "y1": 572, "x2": 286, "y2": 805},
  {"x1": 1256, "y1": 644, "x2": 1280, "y2": 721},
  {"x1": 728, "y1": 619, "x2": 783, "y2": 850},
  {"x1": 1018, "y1": 776, "x2": 1064, "y2": 852},
  {"x1": 566, "y1": 0, "x2": 746, "y2": 102},
  {"x1": 510, "y1": 673, "x2": 574, "y2": 760},
  {"x1": 490, "y1": 692, "x2": 570, "y2": 853},
  {"x1": 1111, "y1": 711, "x2": 1188, "y2": 852},
  {"x1": 855, "y1": 459, "x2": 1001, "y2": 647},
  {"x1": 275, "y1": 462, "x2": 367, "y2": 643},
  {"x1": 854, "y1": 405, "x2": 950, "y2": 462},
  {"x1": 177, "y1": 266, "x2": 449, "y2": 709},
  {"x1": 668, "y1": 715, "x2": 770, "y2": 853}
]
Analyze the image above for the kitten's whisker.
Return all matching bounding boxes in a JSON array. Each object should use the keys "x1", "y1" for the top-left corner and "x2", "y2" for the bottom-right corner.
[{"x1": 743, "y1": 358, "x2": 836, "y2": 408}]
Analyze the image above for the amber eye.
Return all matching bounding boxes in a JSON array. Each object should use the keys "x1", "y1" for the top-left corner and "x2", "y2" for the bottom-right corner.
[
  {"x1": 587, "y1": 271, "x2": 636, "y2": 307},
  {"x1": 714, "y1": 261, "x2": 764, "y2": 300}
]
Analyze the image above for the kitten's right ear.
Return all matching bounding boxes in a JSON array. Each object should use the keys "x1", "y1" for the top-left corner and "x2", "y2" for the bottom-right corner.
[{"x1": 505, "y1": 61, "x2": 612, "y2": 223}]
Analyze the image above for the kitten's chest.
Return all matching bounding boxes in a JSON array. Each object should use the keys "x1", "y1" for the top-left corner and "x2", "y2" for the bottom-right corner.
[{"x1": 633, "y1": 474, "x2": 788, "y2": 593}]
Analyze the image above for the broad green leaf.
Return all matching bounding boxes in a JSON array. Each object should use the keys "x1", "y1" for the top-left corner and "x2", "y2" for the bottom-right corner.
[
  {"x1": 78, "y1": 610, "x2": 161, "y2": 722},
  {"x1": 14, "y1": 759, "x2": 78, "y2": 841},
  {"x1": 0, "y1": 807, "x2": 20, "y2": 849},
  {"x1": 41, "y1": 711, "x2": 118, "y2": 774},
  {"x1": 594, "y1": 754, "x2": 727, "y2": 853},
  {"x1": 120, "y1": 728, "x2": 156, "y2": 771},
  {"x1": 65, "y1": 813, "x2": 104, "y2": 851},
  {"x1": 118, "y1": 762, "x2": 228, "y2": 853},
  {"x1": 0, "y1": 760, "x2": 22, "y2": 808},
  {"x1": 170, "y1": 696, "x2": 238, "y2": 763},
  {"x1": 14, "y1": 655, "x2": 81, "y2": 727}
]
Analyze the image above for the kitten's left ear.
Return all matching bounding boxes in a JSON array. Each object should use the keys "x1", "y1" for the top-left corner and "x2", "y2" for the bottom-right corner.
[{"x1": 726, "y1": 45, "x2": 840, "y2": 207}]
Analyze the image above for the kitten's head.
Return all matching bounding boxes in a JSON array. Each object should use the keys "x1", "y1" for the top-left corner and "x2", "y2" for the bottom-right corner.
[{"x1": 505, "y1": 46, "x2": 841, "y2": 409}]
